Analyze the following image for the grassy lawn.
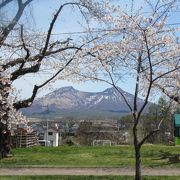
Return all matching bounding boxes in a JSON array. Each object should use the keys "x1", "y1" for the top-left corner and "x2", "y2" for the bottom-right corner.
[
  {"x1": 0, "y1": 176, "x2": 180, "y2": 180},
  {"x1": 0, "y1": 145, "x2": 179, "y2": 168}
]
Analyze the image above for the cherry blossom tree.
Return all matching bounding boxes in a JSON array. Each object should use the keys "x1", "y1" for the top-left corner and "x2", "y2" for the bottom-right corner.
[
  {"x1": 65, "y1": 0, "x2": 179, "y2": 179},
  {"x1": 0, "y1": 0, "x2": 104, "y2": 157}
]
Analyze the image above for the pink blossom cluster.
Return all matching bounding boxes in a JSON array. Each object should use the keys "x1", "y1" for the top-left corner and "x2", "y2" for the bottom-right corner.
[{"x1": 0, "y1": 70, "x2": 32, "y2": 132}]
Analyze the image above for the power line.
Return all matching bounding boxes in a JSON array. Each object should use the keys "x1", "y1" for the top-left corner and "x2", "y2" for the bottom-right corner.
[
  {"x1": 1, "y1": 23, "x2": 180, "y2": 39},
  {"x1": 1, "y1": 28, "x2": 123, "y2": 37},
  {"x1": 166, "y1": 22, "x2": 180, "y2": 26}
]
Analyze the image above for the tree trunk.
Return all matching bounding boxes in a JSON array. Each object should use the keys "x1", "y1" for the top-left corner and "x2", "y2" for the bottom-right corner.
[
  {"x1": 0, "y1": 122, "x2": 11, "y2": 158},
  {"x1": 133, "y1": 124, "x2": 141, "y2": 180},
  {"x1": 135, "y1": 145, "x2": 141, "y2": 180},
  {"x1": 0, "y1": 127, "x2": 3, "y2": 158}
]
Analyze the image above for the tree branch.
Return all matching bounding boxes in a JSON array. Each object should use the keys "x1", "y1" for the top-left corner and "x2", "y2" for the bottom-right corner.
[
  {"x1": 3, "y1": 46, "x2": 79, "y2": 70},
  {"x1": 0, "y1": 0, "x2": 13, "y2": 9},
  {"x1": 13, "y1": 43, "x2": 84, "y2": 109},
  {"x1": 38, "y1": 2, "x2": 81, "y2": 63},
  {"x1": 137, "y1": 31, "x2": 153, "y2": 119},
  {"x1": 0, "y1": 0, "x2": 33, "y2": 46},
  {"x1": 138, "y1": 119, "x2": 163, "y2": 147},
  {"x1": 20, "y1": 25, "x2": 30, "y2": 60},
  {"x1": 11, "y1": 63, "x2": 40, "y2": 81},
  {"x1": 86, "y1": 50, "x2": 133, "y2": 112},
  {"x1": 152, "y1": 66, "x2": 180, "y2": 82},
  {"x1": 133, "y1": 55, "x2": 142, "y2": 117},
  {"x1": 154, "y1": 83, "x2": 180, "y2": 104}
]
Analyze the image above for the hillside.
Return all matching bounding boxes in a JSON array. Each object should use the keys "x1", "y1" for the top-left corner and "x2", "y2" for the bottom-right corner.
[{"x1": 23, "y1": 86, "x2": 148, "y2": 119}]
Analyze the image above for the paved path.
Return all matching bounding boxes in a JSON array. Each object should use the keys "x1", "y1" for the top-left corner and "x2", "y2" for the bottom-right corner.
[{"x1": 0, "y1": 168, "x2": 180, "y2": 176}]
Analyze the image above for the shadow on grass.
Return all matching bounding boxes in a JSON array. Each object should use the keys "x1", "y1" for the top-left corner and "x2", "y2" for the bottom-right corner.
[{"x1": 153, "y1": 150, "x2": 180, "y2": 165}]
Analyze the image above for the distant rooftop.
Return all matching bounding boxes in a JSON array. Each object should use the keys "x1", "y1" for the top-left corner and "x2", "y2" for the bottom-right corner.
[{"x1": 174, "y1": 114, "x2": 180, "y2": 127}]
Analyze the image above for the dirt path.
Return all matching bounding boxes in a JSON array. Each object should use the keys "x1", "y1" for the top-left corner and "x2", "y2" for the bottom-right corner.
[{"x1": 0, "y1": 167, "x2": 180, "y2": 176}]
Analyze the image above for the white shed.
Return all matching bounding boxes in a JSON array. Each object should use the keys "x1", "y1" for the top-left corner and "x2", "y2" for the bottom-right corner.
[{"x1": 44, "y1": 128, "x2": 59, "y2": 147}]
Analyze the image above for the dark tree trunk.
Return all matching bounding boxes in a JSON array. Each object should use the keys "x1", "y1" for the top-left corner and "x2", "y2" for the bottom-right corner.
[
  {"x1": 0, "y1": 125, "x2": 3, "y2": 158},
  {"x1": 133, "y1": 123, "x2": 141, "y2": 180},
  {"x1": 0, "y1": 122, "x2": 11, "y2": 158},
  {"x1": 135, "y1": 145, "x2": 141, "y2": 180}
]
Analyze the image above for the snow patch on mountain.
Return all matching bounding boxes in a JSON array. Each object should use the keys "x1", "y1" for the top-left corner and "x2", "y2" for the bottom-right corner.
[{"x1": 24, "y1": 86, "x2": 150, "y2": 114}]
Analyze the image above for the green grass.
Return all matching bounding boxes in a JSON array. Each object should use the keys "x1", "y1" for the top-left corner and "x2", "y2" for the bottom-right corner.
[
  {"x1": 0, "y1": 145, "x2": 179, "y2": 168},
  {"x1": 0, "y1": 176, "x2": 180, "y2": 180}
]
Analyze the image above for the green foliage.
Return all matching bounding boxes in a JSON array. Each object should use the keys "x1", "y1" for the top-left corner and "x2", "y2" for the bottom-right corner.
[
  {"x1": 140, "y1": 96, "x2": 174, "y2": 144},
  {"x1": 118, "y1": 115, "x2": 133, "y2": 129},
  {"x1": 118, "y1": 96, "x2": 174, "y2": 144},
  {"x1": 0, "y1": 145, "x2": 179, "y2": 168},
  {"x1": 65, "y1": 139, "x2": 75, "y2": 146}
]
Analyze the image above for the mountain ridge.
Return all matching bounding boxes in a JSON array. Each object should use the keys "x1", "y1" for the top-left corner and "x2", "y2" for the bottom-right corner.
[{"x1": 24, "y1": 86, "x2": 148, "y2": 118}]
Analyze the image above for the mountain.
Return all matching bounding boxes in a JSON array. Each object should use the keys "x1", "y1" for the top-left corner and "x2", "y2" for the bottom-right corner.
[{"x1": 23, "y1": 86, "x2": 148, "y2": 118}]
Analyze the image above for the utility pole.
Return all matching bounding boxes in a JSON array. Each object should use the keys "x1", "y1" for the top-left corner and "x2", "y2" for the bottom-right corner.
[
  {"x1": 46, "y1": 113, "x2": 48, "y2": 147},
  {"x1": 43, "y1": 105, "x2": 49, "y2": 147},
  {"x1": 60, "y1": 128, "x2": 62, "y2": 146}
]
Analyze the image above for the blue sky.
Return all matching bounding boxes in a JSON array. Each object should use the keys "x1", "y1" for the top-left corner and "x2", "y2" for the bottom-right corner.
[
  {"x1": 13, "y1": 0, "x2": 114, "y2": 98},
  {"x1": 11, "y1": 0, "x2": 179, "y2": 101}
]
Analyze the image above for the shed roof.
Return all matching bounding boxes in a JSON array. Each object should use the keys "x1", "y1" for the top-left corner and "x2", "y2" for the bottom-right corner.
[{"x1": 174, "y1": 114, "x2": 180, "y2": 127}]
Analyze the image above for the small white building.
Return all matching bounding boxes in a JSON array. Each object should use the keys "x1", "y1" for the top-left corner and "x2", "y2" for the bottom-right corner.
[{"x1": 44, "y1": 128, "x2": 59, "y2": 147}]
